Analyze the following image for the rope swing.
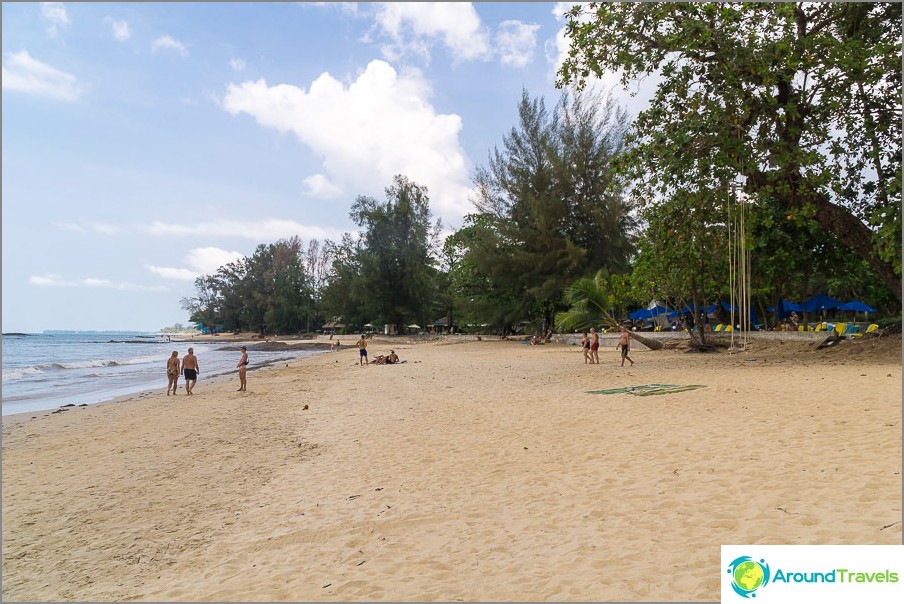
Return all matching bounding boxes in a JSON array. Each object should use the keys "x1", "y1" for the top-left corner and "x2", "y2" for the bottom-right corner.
[{"x1": 727, "y1": 183, "x2": 751, "y2": 351}]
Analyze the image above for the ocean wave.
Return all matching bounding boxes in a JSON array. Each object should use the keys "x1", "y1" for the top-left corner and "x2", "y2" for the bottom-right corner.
[{"x1": 3, "y1": 353, "x2": 167, "y2": 381}]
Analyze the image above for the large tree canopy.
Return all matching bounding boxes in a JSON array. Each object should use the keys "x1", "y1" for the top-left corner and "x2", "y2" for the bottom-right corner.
[
  {"x1": 464, "y1": 88, "x2": 636, "y2": 332},
  {"x1": 347, "y1": 174, "x2": 441, "y2": 332},
  {"x1": 558, "y1": 2, "x2": 901, "y2": 300}
]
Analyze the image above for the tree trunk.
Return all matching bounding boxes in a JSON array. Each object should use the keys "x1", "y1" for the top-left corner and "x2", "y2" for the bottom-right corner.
[{"x1": 629, "y1": 331, "x2": 663, "y2": 350}]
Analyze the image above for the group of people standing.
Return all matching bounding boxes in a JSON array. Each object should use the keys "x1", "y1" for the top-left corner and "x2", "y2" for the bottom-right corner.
[
  {"x1": 165, "y1": 347, "x2": 201, "y2": 395},
  {"x1": 581, "y1": 326, "x2": 635, "y2": 367},
  {"x1": 166, "y1": 345, "x2": 249, "y2": 395}
]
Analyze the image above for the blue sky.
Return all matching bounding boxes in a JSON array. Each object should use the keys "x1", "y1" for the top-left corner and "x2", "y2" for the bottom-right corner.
[{"x1": 2, "y1": 2, "x2": 653, "y2": 333}]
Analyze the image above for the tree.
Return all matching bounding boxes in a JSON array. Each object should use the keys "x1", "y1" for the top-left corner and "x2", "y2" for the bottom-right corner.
[
  {"x1": 350, "y1": 175, "x2": 441, "y2": 333},
  {"x1": 558, "y1": 2, "x2": 901, "y2": 300},
  {"x1": 466, "y1": 88, "x2": 635, "y2": 332},
  {"x1": 181, "y1": 238, "x2": 315, "y2": 334}
]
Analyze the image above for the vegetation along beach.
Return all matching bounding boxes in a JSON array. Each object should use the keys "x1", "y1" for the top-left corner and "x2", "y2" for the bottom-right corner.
[{"x1": 2, "y1": 2, "x2": 901, "y2": 602}]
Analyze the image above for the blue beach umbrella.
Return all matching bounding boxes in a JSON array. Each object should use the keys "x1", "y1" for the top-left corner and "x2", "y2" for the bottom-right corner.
[
  {"x1": 799, "y1": 294, "x2": 842, "y2": 312},
  {"x1": 838, "y1": 300, "x2": 877, "y2": 313}
]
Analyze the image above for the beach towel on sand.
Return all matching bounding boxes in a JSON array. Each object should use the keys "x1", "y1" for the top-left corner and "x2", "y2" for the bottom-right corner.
[{"x1": 586, "y1": 384, "x2": 706, "y2": 396}]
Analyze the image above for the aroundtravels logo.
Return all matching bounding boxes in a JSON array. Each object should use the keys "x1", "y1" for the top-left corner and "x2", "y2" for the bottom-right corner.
[
  {"x1": 722, "y1": 546, "x2": 904, "y2": 604},
  {"x1": 727, "y1": 556, "x2": 771, "y2": 598}
]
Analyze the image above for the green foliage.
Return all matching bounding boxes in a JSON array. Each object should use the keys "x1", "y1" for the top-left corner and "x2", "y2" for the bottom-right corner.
[
  {"x1": 320, "y1": 175, "x2": 441, "y2": 333},
  {"x1": 463, "y1": 88, "x2": 635, "y2": 332},
  {"x1": 558, "y1": 2, "x2": 902, "y2": 300},
  {"x1": 181, "y1": 237, "x2": 316, "y2": 334}
]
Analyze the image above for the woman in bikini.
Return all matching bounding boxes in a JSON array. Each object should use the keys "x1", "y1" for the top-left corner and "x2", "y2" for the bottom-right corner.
[
  {"x1": 166, "y1": 351, "x2": 180, "y2": 395},
  {"x1": 236, "y1": 346, "x2": 248, "y2": 391}
]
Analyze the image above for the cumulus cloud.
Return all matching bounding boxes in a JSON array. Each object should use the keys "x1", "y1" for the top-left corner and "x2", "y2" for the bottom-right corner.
[
  {"x1": 221, "y1": 60, "x2": 474, "y2": 221},
  {"x1": 230, "y1": 58, "x2": 246, "y2": 71},
  {"x1": 373, "y1": 2, "x2": 491, "y2": 64},
  {"x1": 1, "y1": 50, "x2": 83, "y2": 101},
  {"x1": 496, "y1": 20, "x2": 540, "y2": 68},
  {"x1": 151, "y1": 35, "x2": 188, "y2": 57},
  {"x1": 104, "y1": 17, "x2": 132, "y2": 41},
  {"x1": 29, "y1": 273, "x2": 167, "y2": 292},
  {"x1": 41, "y1": 2, "x2": 69, "y2": 37},
  {"x1": 146, "y1": 218, "x2": 342, "y2": 242},
  {"x1": 147, "y1": 246, "x2": 246, "y2": 281}
]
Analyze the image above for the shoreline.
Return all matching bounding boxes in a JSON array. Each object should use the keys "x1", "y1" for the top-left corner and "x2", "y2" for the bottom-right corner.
[{"x1": 2, "y1": 335, "x2": 901, "y2": 601}]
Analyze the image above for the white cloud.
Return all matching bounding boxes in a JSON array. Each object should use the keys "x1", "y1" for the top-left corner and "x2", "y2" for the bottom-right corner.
[
  {"x1": 29, "y1": 273, "x2": 167, "y2": 292},
  {"x1": 151, "y1": 35, "x2": 188, "y2": 57},
  {"x1": 373, "y1": 2, "x2": 492, "y2": 64},
  {"x1": 146, "y1": 218, "x2": 342, "y2": 242},
  {"x1": 496, "y1": 20, "x2": 540, "y2": 68},
  {"x1": 307, "y1": 2, "x2": 359, "y2": 17},
  {"x1": 104, "y1": 17, "x2": 132, "y2": 41},
  {"x1": 303, "y1": 174, "x2": 343, "y2": 198},
  {"x1": 230, "y1": 58, "x2": 246, "y2": 71},
  {"x1": 2, "y1": 50, "x2": 83, "y2": 101},
  {"x1": 186, "y1": 247, "x2": 246, "y2": 274},
  {"x1": 41, "y1": 2, "x2": 70, "y2": 37},
  {"x1": 147, "y1": 266, "x2": 198, "y2": 281},
  {"x1": 52, "y1": 221, "x2": 119, "y2": 234},
  {"x1": 222, "y1": 60, "x2": 474, "y2": 221},
  {"x1": 148, "y1": 247, "x2": 246, "y2": 281}
]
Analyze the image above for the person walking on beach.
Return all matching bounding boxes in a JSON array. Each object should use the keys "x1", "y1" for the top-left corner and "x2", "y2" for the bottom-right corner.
[
  {"x1": 581, "y1": 332, "x2": 590, "y2": 364},
  {"x1": 589, "y1": 328, "x2": 600, "y2": 364},
  {"x1": 236, "y1": 346, "x2": 248, "y2": 392},
  {"x1": 181, "y1": 347, "x2": 200, "y2": 395},
  {"x1": 166, "y1": 351, "x2": 180, "y2": 395},
  {"x1": 616, "y1": 326, "x2": 635, "y2": 367},
  {"x1": 356, "y1": 334, "x2": 368, "y2": 366}
]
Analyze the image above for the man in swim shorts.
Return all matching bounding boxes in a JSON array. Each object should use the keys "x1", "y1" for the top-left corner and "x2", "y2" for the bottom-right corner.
[
  {"x1": 181, "y1": 347, "x2": 200, "y2": 395},
  {"x1": 356, "y1": 334, "x2": 368, "y2": 366}
]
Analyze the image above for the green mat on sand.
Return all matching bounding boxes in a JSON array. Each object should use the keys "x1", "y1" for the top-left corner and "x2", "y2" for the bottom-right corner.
[{"x1": 586, "y1": 384, "x2": 707, "y2": 396}]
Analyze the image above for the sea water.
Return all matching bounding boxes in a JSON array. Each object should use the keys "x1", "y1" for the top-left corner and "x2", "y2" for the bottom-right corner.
[{"x1": 1, "y1": 331, "x2": 323, "y2": 416}]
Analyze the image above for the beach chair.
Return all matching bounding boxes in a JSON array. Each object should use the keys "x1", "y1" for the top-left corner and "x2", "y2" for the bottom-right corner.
[
  {"x1": 713, "y1": 323, "x2": 724, "y2": 333},
  {"x1": 834, "y1": 323, "x2": 847, "y2": 336},
  {"x1": 855, "y1": 323, "x2": 879, "y2": 337},
  {"x1": 724, "y1": 325, "x2": 733, "y2": 333}
]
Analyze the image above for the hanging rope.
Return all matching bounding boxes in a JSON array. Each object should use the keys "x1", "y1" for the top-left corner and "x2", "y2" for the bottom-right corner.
[{"x1": 727, "y1": 183, "x2": 751, "y2": 351}]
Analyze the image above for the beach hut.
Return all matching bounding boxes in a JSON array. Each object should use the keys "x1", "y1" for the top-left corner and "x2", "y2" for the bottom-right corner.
[
  {"x1": 322, "y1": 318, "x2": 345, "y2": 335},
  {"x1": 432, "y1": 316, "x2": 459, "y2": 334}
]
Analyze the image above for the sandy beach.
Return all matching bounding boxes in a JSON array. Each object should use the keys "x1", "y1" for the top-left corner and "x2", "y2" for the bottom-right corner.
[{"x1": 2, "y1": 333, "x2": 901, "y2": 601}]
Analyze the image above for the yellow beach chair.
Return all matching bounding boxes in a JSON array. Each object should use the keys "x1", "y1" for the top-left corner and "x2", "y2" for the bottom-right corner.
[
  {"x1": 834, "y1": 323, "x2": 847, "y2": 336},
  {"x1": 713, "y1": 323, "x2": 724, "y2": 333}
]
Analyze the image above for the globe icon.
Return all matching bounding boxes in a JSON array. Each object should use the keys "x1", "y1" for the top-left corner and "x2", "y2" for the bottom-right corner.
[{"x1": 733, "y1": 560, "x2": 765, "y2": 592}]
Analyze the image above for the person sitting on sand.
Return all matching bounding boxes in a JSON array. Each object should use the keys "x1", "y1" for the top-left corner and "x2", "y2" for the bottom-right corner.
[
  {"x1": 372, "y1": 354, "x2": 387, "y2": 365},
  {"x1": 388, "y1": 350, "x2": 399, "y2": 364},
  {"x1": 166, "y1": 351, "x2": 180, "y2": 395}
]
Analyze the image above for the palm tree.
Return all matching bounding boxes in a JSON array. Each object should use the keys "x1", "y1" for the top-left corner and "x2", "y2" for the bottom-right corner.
[{"x1": 555, "y1": 270, "x2": 663, "y2": 350}]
